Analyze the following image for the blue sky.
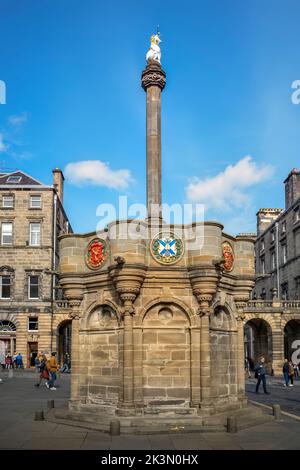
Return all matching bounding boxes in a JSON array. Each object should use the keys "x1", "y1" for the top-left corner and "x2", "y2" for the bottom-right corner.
[{"x1": 1, "y1": 0, "x2": 300, "y2": 234}]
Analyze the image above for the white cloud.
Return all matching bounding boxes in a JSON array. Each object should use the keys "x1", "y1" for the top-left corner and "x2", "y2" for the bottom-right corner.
[
  {"x1": 8, "y1": 112, "x2": 28, "y2": 126},
  {"x1": 65, "y1": 160, "x2": 133, "y2": 190},
  {"x1": 0, "y1": 133, "x2": 8, "y2": 153},
  {"x1": 186, "y1": 156, "x2": 274, "y2": 211}
]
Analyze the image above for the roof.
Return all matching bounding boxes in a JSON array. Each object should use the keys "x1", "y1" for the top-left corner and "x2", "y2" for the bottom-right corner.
[{"x1": 0, "y1": 170, "x2": 49, "y2": 188}]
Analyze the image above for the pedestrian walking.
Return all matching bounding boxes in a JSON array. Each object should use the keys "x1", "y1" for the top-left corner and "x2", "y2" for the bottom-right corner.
[
  {"x1": 60, "y1": 353, "x2": 70, "y2": 373},
  {"x1": 288, "y1": 361, "x2": 295, "y2": 386},
  {"x1": 46, "y1": 352, "x2": 58, "y2": 391},
  {"x1": 35, "y1": 354, "x2": 49, "y2": 387},
  {"x1": 15, "y1": 353, "x2": 23, "y2": 369},
  {"x1": 5, "y1": 354, "x2": 12, "y2": 369},
  {"x1": 283, "y1": 359, "x2": 290, "y2": 386},
  {"x1": 254, "y1": 357, "x2": 270, "y2": 394},
  {"x1": 0, "y1": 352, "x2": 5, "y2": 370},
  {"x1": 293, "y1": 363, "x2": 299, "y2": 378}
]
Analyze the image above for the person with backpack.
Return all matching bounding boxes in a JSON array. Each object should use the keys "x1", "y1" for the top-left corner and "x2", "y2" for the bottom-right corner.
[
  {"x1": 288, "y1": 361, "x2": 295, "y2": 386},
  {"x1": 254, "y1": 357, "x2": 270, "y2": 394},
  {"x1": 34, "y1": 354, "x2": 49, "y2": 387},
  {"x1": 46, "y1": 352, "x2": 58, "y2": 391},
  {"x1": 283, "y1": 359, "x2": 290, "y2": 386}
]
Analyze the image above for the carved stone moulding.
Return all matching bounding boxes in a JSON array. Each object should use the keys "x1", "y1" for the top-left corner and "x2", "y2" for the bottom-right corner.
[{"x1": 141, "y1": 63, "x2": 166, "y2": 91}]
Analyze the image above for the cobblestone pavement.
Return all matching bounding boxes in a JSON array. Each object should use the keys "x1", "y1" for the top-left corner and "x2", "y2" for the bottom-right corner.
[
  {"x1": 1, "y1": 369, "x2": 300, "y2": 450},
  {"x1": 246, "y1": 376, "x2": 300, "y2": 417}
]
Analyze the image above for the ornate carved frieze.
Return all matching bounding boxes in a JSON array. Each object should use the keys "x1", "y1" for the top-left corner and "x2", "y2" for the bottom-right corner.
[{"x1": 141, "y1": 64, "x2": 166, "y2": 91}]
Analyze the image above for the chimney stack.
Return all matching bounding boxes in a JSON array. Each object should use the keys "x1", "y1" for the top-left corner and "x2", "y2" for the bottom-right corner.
[
  {"x1": 256, "y1": 208, "x2": 282, "y2": 236},
  {"x1": 52, "y1": 168, "x2": 64, "y2": 203},
  {"x1": 284, "y1": 168, "x2": 300, "y2": 209}
]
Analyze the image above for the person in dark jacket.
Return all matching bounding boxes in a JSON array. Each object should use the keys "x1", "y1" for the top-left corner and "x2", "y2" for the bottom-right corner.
[
  {"x1": 254, "y1": 357, "x2": 270, "y2": 394},
  {"x1": 283, "y1": 359, "x2": 290, "y2": 386}
]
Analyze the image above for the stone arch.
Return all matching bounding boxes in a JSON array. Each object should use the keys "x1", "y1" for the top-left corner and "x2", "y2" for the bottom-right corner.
[
  {"x1": 0, "y1": 315, "x2": 18, "y2": 357},
  {"x1": 137, "y1": 296, "x2": 197, "y2": 327},
  {"x1": 56, "y1": 318, "x2": 72, "y2": 364},
  {"x1": 141, "y1": 299, "x2": 192, "y2": 406},
  {"x1": 82, "y1": 299, "x2": 121, "y2": 330},
  {"x1": 0, "y1": 313, "x2": 20, "y2": 329},
  {"x1": 244, "y1": 316, "x2": 273, "y2": 373},
  {"x1": 210, "y1": 305, "x2": 237, "y2": 398},
  {"x1": 210, "y1": 304, "x2": 236, "y2": 331},
  {"x1": 244, "y1": 313, "x2": 276, "y2": 331},
  {"x1": 283, "y1": 318, "x2": 300, "y2": 361},
  {"x1": 80, "y1": 301, "x2": 120, "y2": 406}
]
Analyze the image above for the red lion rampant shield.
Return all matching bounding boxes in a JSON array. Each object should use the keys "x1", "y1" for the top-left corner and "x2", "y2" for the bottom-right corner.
[{"x1": 85, "y1": 238, "x2": 107, "y2": 269}]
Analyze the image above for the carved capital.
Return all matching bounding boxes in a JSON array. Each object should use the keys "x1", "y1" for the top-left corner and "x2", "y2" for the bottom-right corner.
[
  {"x1": 141, "y1": 64, "x2": 166, "y2": 91},
  {"x1": 69, "y1": 310, "x2": 81, "y2": 320},
  {"x1": 69, "y1": 299, "x2": 81, "y2": 309},
  {"x1": 237, "y1": 312, "x2": 246, "y2": 322},
  {"x1": 119, "y1": 289, "x2": 138, "y2": 303}
]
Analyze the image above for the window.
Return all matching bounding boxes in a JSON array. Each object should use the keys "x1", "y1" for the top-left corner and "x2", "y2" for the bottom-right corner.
[
  {"x1": 281, "y1": 282, "x2": 289, "y2": 300},
  {"x1": 271, "y1": 251, "x2": 276, "y2": 270},
  {"x1": 6, "y1": 175, "x2": 21, "y2": 183},
  {"x1": 261, "y1": 288, "x2": 266, "y2": 300},
  {"x1": 295, "y1": 207, "x2": 300, "y2": 223},
  {"x1": 28, "y1": 275, "x2": 39, "y2": 299},
  {"x1": 282, "y1": 244, "x2": 287, "y2": 264},
  {"x1": 1, "y1": 222, "x2": 12, "y2": 245},
  {"x1": 295, "y1": 277, "x2": 300, "y2": 299},
  {"x1": 271, "y1": 231, "x2": 275, "y2": 242},
  {"x1": 261, "y1": 257, "x2": 265, "y2": 275},
  {"x1": 28, "y1": 317, "x2": 38, "y2": 331},
  {"x1": 282, "y1": 221, "x2": 286, "y2": 234},
  {"x1": 0, "y1": 275, "x2": 10, "y2": 299},
  {"x1": 29, "y1": 223, "x2": 40, "y2": 246},
  {"x1": 2, "y1": 195, "x2": 14, "y2": 208},
  {"x1": 30, "y1": 195, "x2": 41, "y2": 209},
  {"x1": 261, "y1": 239, "x2": 265, "y2": 251}
]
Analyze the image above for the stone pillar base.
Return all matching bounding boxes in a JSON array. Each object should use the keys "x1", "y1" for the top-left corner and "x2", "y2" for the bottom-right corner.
[
  {"x1": 116, "y1": 402, "x2": 139, "y2": 417},
  {"x1": 68, "y1": 399, "x2": 81, "y2": 411}
]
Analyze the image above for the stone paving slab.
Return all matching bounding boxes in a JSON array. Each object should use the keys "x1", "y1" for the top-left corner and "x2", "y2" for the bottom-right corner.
[{"x1": 1, "y1": 370, "x2": 300, "y2": 449}]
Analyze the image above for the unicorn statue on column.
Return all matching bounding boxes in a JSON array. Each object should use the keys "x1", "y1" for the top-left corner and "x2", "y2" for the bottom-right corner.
[{"x1": 146, "y1": 32, "x2": 162, "y2": 64}]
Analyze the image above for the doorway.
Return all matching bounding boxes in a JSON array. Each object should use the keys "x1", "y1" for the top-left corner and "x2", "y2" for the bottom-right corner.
[{"x1": 28, "y1": 342, "x2": 38, "y2": 367}]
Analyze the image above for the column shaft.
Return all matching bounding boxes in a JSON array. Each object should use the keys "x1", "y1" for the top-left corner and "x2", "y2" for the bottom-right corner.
[
  {"x1": 146, "y1": 85, "x2": 162, "y2": 214},
  {"x1": 123, "y1": 312, "x2": 134, "y2": 406},
  {"x1": 200, "y1": 313, "x2": 211, "y2": 403}
]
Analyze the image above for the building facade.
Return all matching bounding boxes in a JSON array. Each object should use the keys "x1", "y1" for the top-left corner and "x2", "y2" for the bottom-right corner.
[
  {"x1": 253, "y1": 168, "x2": 300, "y2": 301},
  {"x1": 243, "y1": 169, "x2": 300, "y2": 375},
  {"x1": 0, "y1": 169, "x2": 72, "y2": 367}
]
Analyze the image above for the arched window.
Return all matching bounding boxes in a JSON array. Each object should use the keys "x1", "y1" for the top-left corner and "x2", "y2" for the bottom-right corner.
[{"x1": 0, "y1": 320, "x2": 16, "y2": 331}]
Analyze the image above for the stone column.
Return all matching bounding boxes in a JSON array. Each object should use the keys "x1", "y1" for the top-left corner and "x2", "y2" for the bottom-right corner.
[
  {"x1": 235, "y1": 300, "x2": 247, "y2": 400},
  {"x1": 119, "y1": 293, "x2": 136, "y2": 412},
  {"x1": 141, "y1": 63, "x2": 166, "y2": 221},
  {"x1": 190, "y1": 326, "x2": 201, "y2": 408},
  {"x1": 198, "y1": 294, "x2": 213, "y2": 411},
  {"x1": 273, "y1": 315, "x2": 285, "y2": 375},
  {"x1": 68, "y1": 300, "x2": 82, "y2": 410},
  {"x1": 10, "y1": 337, "x2": 14, "y2": 356}
]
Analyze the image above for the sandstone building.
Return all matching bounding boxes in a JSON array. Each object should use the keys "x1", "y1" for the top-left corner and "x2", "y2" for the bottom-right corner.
[
  {"x1": 0, "y1": 169, "x2": 72, "y2": 367},
  {"x1": 243, "y1": 169, "x2": 300, "y2": 374},
  {"x1": 254, "y1": 168, "x2": 300, "y2": 301}
]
